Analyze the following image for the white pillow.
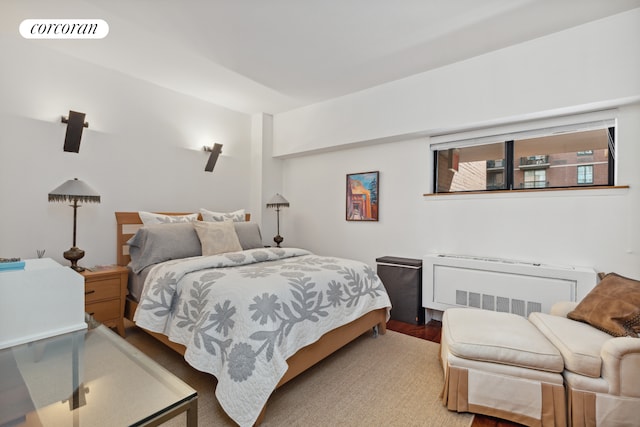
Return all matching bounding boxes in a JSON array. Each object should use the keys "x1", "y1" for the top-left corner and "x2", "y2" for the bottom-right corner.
[
  {"x1": 139, "y1": 211, "x2": 198, "y2": 225},
  {"x1": 193, "y1": 221, "x2": 243, "y2": 256},
  {"x1": 199, "y1": 208, "x2": 245, "y2": 222}
]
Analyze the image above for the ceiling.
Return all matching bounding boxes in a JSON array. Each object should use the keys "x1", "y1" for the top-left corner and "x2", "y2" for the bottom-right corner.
[{"x1": 4, "y1": 0, "x2": 640, "y2": 114}]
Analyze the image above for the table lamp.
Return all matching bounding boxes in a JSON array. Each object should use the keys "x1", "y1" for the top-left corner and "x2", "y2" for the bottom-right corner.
[
  {"x1": 266, "y1": 194, "x2": 289, "y2": 248},
  {"x1": 48, "y1": 178, "x2": 101, "y2": 271}
]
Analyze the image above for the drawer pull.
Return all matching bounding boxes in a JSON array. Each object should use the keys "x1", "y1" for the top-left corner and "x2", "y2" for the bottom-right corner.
[
  {"x1": 85, "y1": 290, "x2": 96, "y2": 295},
  {"x1": 89, "y1": 312, "x2": 95, "y2": 315}
]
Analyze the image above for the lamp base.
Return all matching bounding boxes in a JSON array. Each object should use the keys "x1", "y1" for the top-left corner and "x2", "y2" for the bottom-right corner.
[
  {"x1": 64, "y1": 247, "x2": 85, "y2": 272},
  {"x1": 273, "y1": 235, "x2": 284, "y2": 248}
]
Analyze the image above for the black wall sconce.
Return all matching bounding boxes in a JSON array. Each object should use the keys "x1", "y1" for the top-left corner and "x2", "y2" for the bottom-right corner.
[
  {"x1": 61, "y1": 110, "x2": 89, "y2": 153},
  {"x1": 204, "y1": 143, "x2": 223, "y2": 172}
]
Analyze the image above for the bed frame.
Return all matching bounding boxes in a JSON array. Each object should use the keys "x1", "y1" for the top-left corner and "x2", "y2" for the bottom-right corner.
[{"x1": 115, "y1": 212, "x2": 387, "y2": 424}]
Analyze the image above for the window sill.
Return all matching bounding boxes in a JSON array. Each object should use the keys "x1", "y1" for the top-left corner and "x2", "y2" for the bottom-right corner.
[{"x1": 423, "y1": 185, "x2": 630, "y2": 199}]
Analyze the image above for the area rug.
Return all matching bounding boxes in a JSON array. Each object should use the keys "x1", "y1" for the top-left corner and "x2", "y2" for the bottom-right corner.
[{"x1": 125, "y1": 325, "x2": 474, "y2": 426}]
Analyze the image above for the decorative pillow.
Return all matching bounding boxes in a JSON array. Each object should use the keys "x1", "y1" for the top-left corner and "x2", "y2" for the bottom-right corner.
[
  {"x1": 234, "y1": 222, "x2": 263, "y2": 250},
  {"x1": 199, "y1": 208, "x2": 245, "y2": 222},
  {"x1": 139, "y1": 211, "x2": 198, "y2": 225},
  {"x1": 568, "y1": 273, "x2": 640, "y2": 337},
  {"x1": 193, "y1": 221, "x2": 243, "y2": 256},
  {"x1": 127, "y1": 223, "x2": 201, "y2": 273}
]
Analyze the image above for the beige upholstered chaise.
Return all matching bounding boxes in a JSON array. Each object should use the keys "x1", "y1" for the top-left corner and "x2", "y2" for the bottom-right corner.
[
  {"x1": 530, "y1": 272, "x2": 640, "y2": 426},
  {"x1": 441, "y1": 308, "x2": 567, "y2": 426},
  {"x1": 441, "y1": 272, "x2": 640, "y2": 427},
  {"x1": 531, "y1": 302, "x2": 640, "y2": 426}
]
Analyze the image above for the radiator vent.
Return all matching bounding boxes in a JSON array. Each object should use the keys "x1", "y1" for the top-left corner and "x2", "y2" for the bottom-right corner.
[
  {"x1": 455, "y1": 290, "x2": 543, "y2": 317},
  {"x1": 424, "y1": 254, "x2": 597, "y2": 321}
]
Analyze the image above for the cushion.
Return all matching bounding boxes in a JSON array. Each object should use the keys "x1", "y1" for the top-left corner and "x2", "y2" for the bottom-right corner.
[
  {"x1": 193, "y1": 221, "x2": 243, "y2": 256},
  {"x1": 568, "y1": 273, "x2": 640, "y2": 337},
  {"x1": 199, "y1": 208, "x2": 245, "y2": 222},
  {"x1": 530, "y1": 312, "x2": 611, "y2": 378},
  {"x1": 442, "y1": 308, "x2": 564, "y2": 373},
  {"x1": 127, "y1": 223, "x2": 201, "y2": 273},
  {"x1": 234, "y1": 222, "x2": 263, "y2": 250},
  {"x1": 139, "y1": 211, "x2": 198, "y2": 225}
]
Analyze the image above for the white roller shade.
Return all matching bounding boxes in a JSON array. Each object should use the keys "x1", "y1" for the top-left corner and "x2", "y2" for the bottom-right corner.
[{"x1": 430, "y1": 110, "x2": 616, "y2": 151}]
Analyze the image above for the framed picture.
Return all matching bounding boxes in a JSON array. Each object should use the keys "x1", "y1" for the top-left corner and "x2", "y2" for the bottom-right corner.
[{"x1": 346, "y1": 171, "x2": 379, "y2": 221}]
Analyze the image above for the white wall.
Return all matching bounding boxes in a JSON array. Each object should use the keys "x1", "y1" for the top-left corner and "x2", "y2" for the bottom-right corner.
[
  {"x1": 0, "y1": 37, "x2": 253, "y2": 267},
  {"x1": 2, "y1": 8, "x2": 638, "y2": 281},
  {"x1": 282, "y1": 106, "x2": 639, "y2": 277},
  {"x1": 276, "y1": 9, "x2": 640, "y2": 278},
  {"x1": 250, "y1": 113, "x2": 287, "y2": 247},
  {"x1": 274, "y1": 9, "x2": 640, "y2": 156}
]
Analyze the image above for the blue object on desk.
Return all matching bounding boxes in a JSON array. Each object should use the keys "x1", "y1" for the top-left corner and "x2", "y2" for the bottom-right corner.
[{"x1": 0, "y1": 261, "x2": 26, "y2": 271}]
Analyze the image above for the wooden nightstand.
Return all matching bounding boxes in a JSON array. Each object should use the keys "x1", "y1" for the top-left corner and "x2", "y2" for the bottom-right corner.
[{"x1": 80, "y1": 266, "x2": 128, "y2": 337}]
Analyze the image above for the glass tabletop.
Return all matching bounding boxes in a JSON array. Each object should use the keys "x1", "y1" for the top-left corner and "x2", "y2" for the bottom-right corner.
[{"x1": 1, "y1": 322, "x2": 197, "y2": 426}]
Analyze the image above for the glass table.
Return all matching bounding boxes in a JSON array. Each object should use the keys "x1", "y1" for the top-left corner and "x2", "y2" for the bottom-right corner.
[{"x1": 0, "y1": 320, "x2": 197, "y2": 426}]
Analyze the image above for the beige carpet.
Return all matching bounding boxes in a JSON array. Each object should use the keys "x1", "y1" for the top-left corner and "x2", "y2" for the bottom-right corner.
[{"x1": 124, "y1": 324, "x2": 473, "y2": 427}]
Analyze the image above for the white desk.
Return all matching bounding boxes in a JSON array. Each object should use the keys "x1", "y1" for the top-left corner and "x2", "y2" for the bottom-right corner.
[{"x1": 0, "y1": 258, "x2": 86, "y2": 349}]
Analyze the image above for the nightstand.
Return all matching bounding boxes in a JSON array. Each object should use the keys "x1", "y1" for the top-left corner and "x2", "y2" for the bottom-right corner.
[{"x1": 80, "y1": 266, "x2": 128, "y2": 337}]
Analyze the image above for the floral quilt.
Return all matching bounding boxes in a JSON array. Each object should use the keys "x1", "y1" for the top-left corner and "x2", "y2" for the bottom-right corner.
[{"x1": 133, "y1": 247, "x2": 391, "y2": 426}]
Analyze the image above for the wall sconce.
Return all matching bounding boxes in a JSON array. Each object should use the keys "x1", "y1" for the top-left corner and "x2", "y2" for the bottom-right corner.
[
  {"x1": 61, "y1": 110, "x2": 89, "y2": 153},
  {"x1": 204, "y1": 143, "x2": 223, "y2": 172}
]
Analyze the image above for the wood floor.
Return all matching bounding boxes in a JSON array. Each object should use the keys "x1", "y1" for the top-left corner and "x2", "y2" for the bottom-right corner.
[{"x1": 386, "y1": 319, "x2": 524, "y2": 427}]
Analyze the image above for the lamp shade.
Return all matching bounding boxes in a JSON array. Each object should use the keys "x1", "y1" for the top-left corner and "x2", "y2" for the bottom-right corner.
[
  {"x1": 266, "y1": 193, "x2": 289, "y2": 208},
  {"x1": 48, "y1": 178, "x2": 101, "y2": 203}
]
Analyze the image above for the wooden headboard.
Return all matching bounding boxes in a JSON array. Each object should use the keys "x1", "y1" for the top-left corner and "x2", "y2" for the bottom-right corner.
[{"x1": 115, "y1": 212, "x2": 251, "y2": 267}]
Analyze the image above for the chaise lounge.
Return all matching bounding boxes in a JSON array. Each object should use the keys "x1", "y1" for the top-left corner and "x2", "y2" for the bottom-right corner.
[
  {"x1": 441, "y1": 272, "x2": 640, "y2": 427},
  {"x1": 529, "y1": 272, "x2": 640, "y2": 426},
  {"x1": 441, "y1": 307, "x2": 567, "y2": 426}
]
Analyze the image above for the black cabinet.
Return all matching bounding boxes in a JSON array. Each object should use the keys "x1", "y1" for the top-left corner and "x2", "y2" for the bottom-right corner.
[{"x1": 376, "y1": 256, "x2": 424, "y2": 324}]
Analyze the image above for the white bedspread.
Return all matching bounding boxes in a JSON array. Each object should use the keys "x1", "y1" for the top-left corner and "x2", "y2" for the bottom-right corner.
[{"x1": 134, "y1": 247, "x2": 391, "y2": 426}]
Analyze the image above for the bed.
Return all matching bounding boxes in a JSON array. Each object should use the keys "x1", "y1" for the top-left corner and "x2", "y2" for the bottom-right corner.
[{"x1": 115, "y1": 212, "x2": 391, "y2": 426}]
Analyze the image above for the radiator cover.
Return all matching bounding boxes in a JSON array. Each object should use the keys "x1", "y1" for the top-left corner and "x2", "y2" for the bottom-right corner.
[{"x1": 423, "y1": 254, "x2": 597, "y2": 318}]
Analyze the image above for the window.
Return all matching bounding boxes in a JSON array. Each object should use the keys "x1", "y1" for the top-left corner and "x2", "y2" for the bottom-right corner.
[
  {"x1": 435, "y1": 143, "x2": 505, "y2": 192},
  {"x1": 431, "y1": 116, "x2": 615, "y2": 194},
  {"x1": 523, "y1": 170, "x2": 547, "y2": 189},
  {"x1": 577, "y1": 165, "x2": 594, "y2": 184}
]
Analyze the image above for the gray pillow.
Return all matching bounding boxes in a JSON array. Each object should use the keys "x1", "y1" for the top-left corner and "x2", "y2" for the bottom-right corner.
[
  {"x1": 127, "y1": 223, "x2": 202, "y2": 273},
  {"x1": 234, "y1": 222, "x2": 263, "y2": 250}
]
